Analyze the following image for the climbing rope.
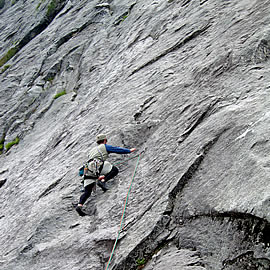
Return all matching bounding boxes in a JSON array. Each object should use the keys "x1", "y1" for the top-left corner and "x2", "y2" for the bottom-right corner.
[{"x1": 105, "y1": 153, "x2": 141, "y2": 270}]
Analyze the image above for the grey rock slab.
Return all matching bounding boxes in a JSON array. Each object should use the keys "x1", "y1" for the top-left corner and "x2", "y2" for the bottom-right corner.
[
  {"x1": 144, "y1": 245, "x2": 206, "y2": 270},
  {"x1": 1, "y1": 0, "x2": 270, "y2": 269}
]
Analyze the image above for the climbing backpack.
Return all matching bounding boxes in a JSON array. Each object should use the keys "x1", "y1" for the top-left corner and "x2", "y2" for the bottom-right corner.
[
  {"x1": 79, "y1": 146, "x2": 105, "y2": 178},
  {"x1": 83, "y1": 158, "x2": 104, "y2": 179}
]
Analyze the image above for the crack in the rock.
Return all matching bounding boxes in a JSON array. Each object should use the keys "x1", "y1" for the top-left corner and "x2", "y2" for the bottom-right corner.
[
  {"x1": 186, "y1": 260, "x2": 206, "y2": 267},
  {"x1": 0, "y1": 179, "x2": 7, "y2": 188},
  {"x1": 134, "y1": 96, "x2": 156, "y2": 122},
  {"x1": 178, "y1": 98, "x2": 220, "y2": 143},
  {"x1": 130, "y1": 22, "x2": 211, "y2": 76},
  {"x1": 221, "y1": 250, "x2": 270, "y2": 270},
  {"x1": 200, "y1": 0, "x2": 209, "y2": 5},
  {"x1": 170, "y1": 132, "x2": 223, "y2": 202},
  {"x1": 38, "y1": 176, "x2": 64, "y2": 200},
  {"x1": 1, "y1": 0, "x2": 68, "y2": 65},
  {"x1": 120, "y1": 185, "x2": 169, "y2": 234},
  {"x1": 112, "y1": 215, "x2": 172, "y2": 270},
  {"x1": 181, "y1": 0, "x2": 192, "y2": 7},
  {"x1": 0, "y1": 168, "x2": 8, "y2": 175},
  {"x1": 113, "y1": 2, "x2": 137, "y2": 26},
  {"x1": 55, "y1": 11, "x2": 106, "y2": 50},
  {"x1": 112, "y1": 135, "x2": 223, "y2": 269}
]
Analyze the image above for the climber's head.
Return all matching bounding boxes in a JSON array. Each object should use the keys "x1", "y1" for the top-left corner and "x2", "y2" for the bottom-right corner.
[{"x1": 96, "y1": 134, "x2": 107, "y2": 144}]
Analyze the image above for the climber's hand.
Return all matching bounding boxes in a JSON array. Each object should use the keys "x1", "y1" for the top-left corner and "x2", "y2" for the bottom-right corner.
[{"x1": 98, "y1": 175, "x2": 105, "y2": 182}]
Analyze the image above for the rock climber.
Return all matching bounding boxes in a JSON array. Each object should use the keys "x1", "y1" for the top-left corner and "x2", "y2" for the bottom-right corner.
[{"x1": 76, "y1": 134, "x2": 136, "y2": 216}]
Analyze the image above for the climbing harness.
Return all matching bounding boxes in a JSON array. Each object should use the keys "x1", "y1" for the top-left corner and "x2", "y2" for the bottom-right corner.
[{"x1": 105, "y1": 153, "x2": 141, "y2": 270}]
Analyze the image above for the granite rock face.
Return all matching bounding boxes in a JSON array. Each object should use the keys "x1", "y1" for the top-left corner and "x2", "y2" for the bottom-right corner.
[{"x1": 1, "y1": 0, "x2": 270, "y2": 269}]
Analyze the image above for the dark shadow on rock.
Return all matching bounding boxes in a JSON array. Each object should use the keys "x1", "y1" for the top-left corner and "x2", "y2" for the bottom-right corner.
[
  {"x1": 222, "y1": 251, "x2": 270, "y2": 270},
  {"x1": 0, "y1": 179, "x2": 7, "y2": 188}
]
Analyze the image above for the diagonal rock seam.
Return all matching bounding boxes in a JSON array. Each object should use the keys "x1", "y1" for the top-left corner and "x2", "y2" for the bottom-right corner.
[
  {"x1": 130, "y1": 21, "x2": 212, "y2": 76},
  {"x1": 54, "y1": 9, "x2": 110, "y2": 50},
  {"x1": 112, "y1": 131, "x2": 270, "y2": 269},
  {"x1": 113, "y1": 2, "x2": 137, "y2": 26},
  {"x1": 0, "y1": 179, "x2": 7, "y2": 188},
  {"x1": 0, "y1": 0, "x2": 68, "y2": 66},
  {"x1": 113, "y1": 154, "x2": 270, "y2": 270},
  {"x1": 0, "y1": 1, "x2": 70, "y2": 146},
  {"x1": 111, "y1": 132, "x2": 224, "y2": 269},
  {"x1": 221, "y1": 250, "x2": 270, "y2": 270},
  {"x1": 1, "y1": 1, "x2": 270, "y2": 269},
  {"x1": 1, "y1": 6, "x2": 116, "y2": 144},
  {"x1": 178, "y1": 98, "x2": 220, "y2": 143},
  {"x1": 38, "y1": 175, "x2": 65, "y2": 200}
]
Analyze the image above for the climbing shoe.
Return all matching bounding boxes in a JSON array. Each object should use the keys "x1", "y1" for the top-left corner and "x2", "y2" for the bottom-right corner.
[
  {"x1": 97, "y1": 181, "x2": 108, "y2": 192},
  {"x1": 76, "y1": 205, "x2": 87, "y2": 217}
]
